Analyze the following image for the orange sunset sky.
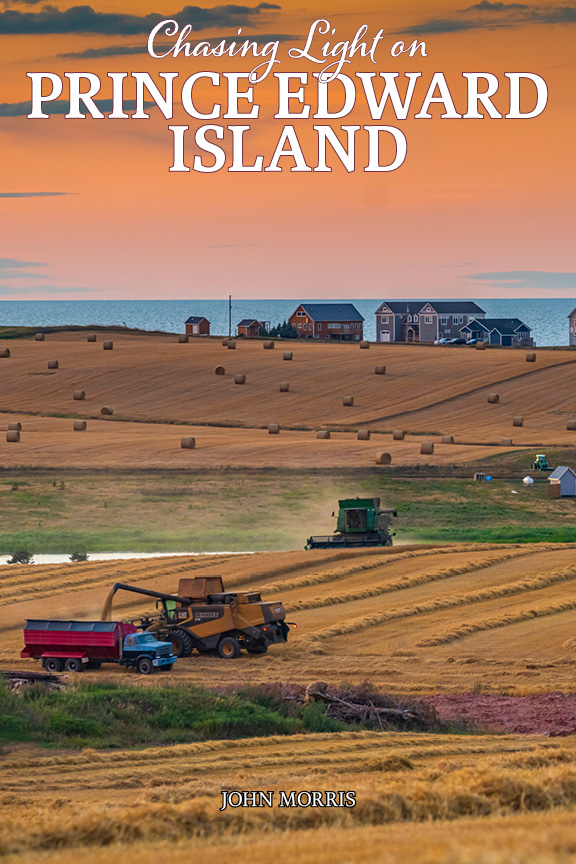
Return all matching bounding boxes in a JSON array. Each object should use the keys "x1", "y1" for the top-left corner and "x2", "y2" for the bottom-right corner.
[{"x1": 0, "y1": 0, "x2": 574, "y2": 300}]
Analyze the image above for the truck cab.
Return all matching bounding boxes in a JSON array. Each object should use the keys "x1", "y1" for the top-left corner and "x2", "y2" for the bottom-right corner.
[{"x1": 122, "y1": 632, "x2": 176, "y2": 674}]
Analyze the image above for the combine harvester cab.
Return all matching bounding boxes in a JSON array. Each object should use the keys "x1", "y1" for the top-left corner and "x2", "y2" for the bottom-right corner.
[
  {"x1": 307, "y1": 497, "x2": 397, "y2": 549},
  {"x1": 103, "y1": 577, "x2": 291, "y2": 659}
]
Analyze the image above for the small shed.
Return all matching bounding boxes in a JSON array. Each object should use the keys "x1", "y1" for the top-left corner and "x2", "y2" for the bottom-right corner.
[
  {"x1": 548, "y1": 466, "x2": 576, "y2": 497},
  {"x1": 185, "y1": 316, "x2": 210, "y2": 336},
  {"x1": 237, "y1": 319, "x2": 264, "y2": 339}
]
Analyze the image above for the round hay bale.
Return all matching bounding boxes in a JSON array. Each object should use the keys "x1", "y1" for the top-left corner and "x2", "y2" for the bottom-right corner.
[
  {"x1": 0, "y1": 348, "x2": 10, "y2": 358},
  {"x1": 487, "y1": 392, "x2": 500, "y2": 404},
  {"x1": 526, "y1": 352, "x2": 536, "y2": 362},
  {"x1": 215, "y1": 365, "x2": 225, "y2": 376},
  {"x1": 279, "y1": 382, "x2": 290, "y2": 392},
  {"x1": 357, "y1": 429, "x2": 371, "y2": 441},
  {"x1": 178, "y1": 334, "x2": 189, "y2": 343},
  {"x1": 375, "y1": 365, "x2": 386, "y2": 375},
  {"x1": 268, "y1": 423, "x2": 280, "y2": 435},
  {"x1": 567, "y1": 420, "x2": 576, "y2": 431},
  {"x1": 6, "y1": 430, "x2": 20, "y2": 443},
  {"x1": 375, "y1": 451, "x2": 392, "y2": 465},
  {"x1": 8, "y1": 422, "x2": 22, "y2": 431},
  {"x1": 441, "y1": 435, "x2": 454, "y2": 444},
  {"x1": 222, "y1": 338, "x2": 229, "y2": 347},
  {"x1": 513, "y1": 416, "x2": 524, "y2": 427},
  {"x1": 392, "y1": 429, "x2": 405, "y2": 441},
  {"x1": 360, "y1": 341, "x2": 370, "y2": 349},
  {"x1": 181, "y1": 436, "x2": 196, "y2": 449},
  {"x1": 227, "y1": 341, "x2": 236, "y2": 350},
  {"x1": 476, "y1": 341, "x2": 487, "y2": 350},
  {"x1": 420, "y1": 442, "x2": 434, "y2": 455},
  {"x1": 73, "y1": 420, "x2": 87, "y2": 432},
  {"x1": 47, "y1": 360, "x2": 59, "y2": 370},
  {"x1": 343, "y1": 396, "x2": 354, "y2": 407},
  {"x1": 263, "y1": 341, "x2": 275, "y2": 349},
  {"x1": 100, "y1": 406, "x2": 114, "y2": 416},
  {"x1": 103, "y1": 341, "x2": 113, "y2": 350},
  {"x1": 317, "y1": 430, "x2": 331, "y2": 440},
  {"x1": 234, "y1": 374, "x2": 246, "y2": 385},
  {"x1": 34, "y1": 333, "x2": 45, "y2": 342},
  {"x1": 501, "y1": 437, "x2": 513, "y2": 446},
  {"x1": 283, "y1": 351, "x2": 293, "y2": 361},
  {"x1": 87, "y1": 334, "x2": 97, "y2": 342},
  {"x1": 73, "y1": 390, "x2": 86, "y2": 401}
]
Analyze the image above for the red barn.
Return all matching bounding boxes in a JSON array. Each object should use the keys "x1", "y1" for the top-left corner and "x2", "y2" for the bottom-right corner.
[
  {"x1": 237, "y1": 319, "x2": 264, "y2": 338},
  {"x1": 185, "y1": 316, "x2": 210, "y2": 336},
  {"x1": 289, "y1": 303, "x2": 364, "y2": 341}
]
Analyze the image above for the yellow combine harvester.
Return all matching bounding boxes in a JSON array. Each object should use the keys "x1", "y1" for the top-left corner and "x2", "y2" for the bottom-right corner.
[{"x1": 102, "y1": 577, "x2": 291, "y2": 659}]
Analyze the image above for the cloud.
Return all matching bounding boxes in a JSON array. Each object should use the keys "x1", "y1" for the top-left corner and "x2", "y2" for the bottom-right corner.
[
  {"x1": 0, "y1": 257, "x2": 43, "y2": 269},
  {"x1": 0, "y1": 284, "x2": 96, "y2": 295},
  {"x1": 462, "y1": 1, "x2": 529, "y2": 9},
  {"x1": 59, "y1": 31, "x2": 296, "y2": 59},
  {"x1": 0, "y1": 3, "x2": 281, "y2": 35},
  {"x1": 0, "y1": 191, "x2": 70, "y2": 197},
  {"x1": 0, "y1": 98, "x2": 153, "y2": 116},
  {"x1": 464, "y1": 270, "x2": 576, "y2": 290},
  {"x1": 400, "y1": 2, "x2": 576, "y2": 34}
]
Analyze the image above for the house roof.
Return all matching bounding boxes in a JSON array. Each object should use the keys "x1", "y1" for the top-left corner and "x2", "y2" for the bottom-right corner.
[
  {"x1": 298, "y1": 303, "x2": 364, "y2": 322},
  {"x1": 549, "y1": 466, "x2": 576, "y2": 480},
  {"x1": 376, "y1": 301, "x2": 424, "y2": 315},
  {"x1": 376, "y1": 301, "x2": 485, "y2": 315},
  {"x1": 237, "y1": 319, "x2": 262, "y2": 327},
  {"x1": 185, "y1": 316, "x2": 208, "y2": 324},
  {"x1": 463, "y1": 318, "x2": 531, "y2": 334}
]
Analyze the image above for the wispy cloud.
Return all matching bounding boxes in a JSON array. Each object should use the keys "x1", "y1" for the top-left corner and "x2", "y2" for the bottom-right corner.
[
  {"x1": 0, "y1": 192, "x2": 70, "y2": 197},
  {"x1": 399, "y1": 2, "x2": 576, "y2": 34},
  {"x1": 0, "y1": 257, "x2": 43, "y2": 269},
  {"x1": 59, "y1": 32, "x2": 296, "y2": 60},
  {"x1": 0, "y1": 99, "x2": 153, "y2": 117},
  {"x1": 464, "y1": 270, "x2": 576, "y2": 290},
  {"x1": 0, "y1": 3, "x2": 281, "y2": 35}
]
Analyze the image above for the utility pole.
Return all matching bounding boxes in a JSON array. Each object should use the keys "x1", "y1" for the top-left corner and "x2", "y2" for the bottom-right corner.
[{"x1": 228, "y1": 294, "x2": 232, "y2": 338}]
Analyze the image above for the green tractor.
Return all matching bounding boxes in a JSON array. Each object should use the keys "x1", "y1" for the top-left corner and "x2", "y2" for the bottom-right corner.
[
  {"x1": 531, "y1": 454, "x2": 550, "y2": 471},
  {"x1": 306, "y1": 497, "x2": 397, "y2": 549}
]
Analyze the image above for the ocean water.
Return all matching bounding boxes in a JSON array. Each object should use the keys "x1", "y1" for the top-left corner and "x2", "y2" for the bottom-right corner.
[{"x1": 0, "y1": 298, "x2": 573, "y2": 346}]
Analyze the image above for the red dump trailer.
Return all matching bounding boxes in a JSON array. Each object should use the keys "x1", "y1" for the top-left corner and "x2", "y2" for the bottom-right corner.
[{"x1": 21, "y1": 619, "x2": 176, "y2": 674}]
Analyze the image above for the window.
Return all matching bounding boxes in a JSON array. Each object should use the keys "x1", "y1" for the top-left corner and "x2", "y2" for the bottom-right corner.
[
  {"x1": 413, "y1": 315, "x2": 419, "y2": 323},
  {"x1": 328, "y1": 323, "x2": 340, "y2": 329},
  {"x1": 318, "y1": 323, "x2": 322, "y2": 330},
  {"x1": 440, "y1": 316, "x2": 448, "y2": 325},
  {"x1": 454, "y1": 316, "x2": 463, "y2": 325},
  {"x1": 297, "y1": 311, "x2": 305, "y2": 316},
  {"x1": 424, "y1": 315, "x2": 433, "y2": 324},
  {"x1": 309, "y1": 324, "x2": 313, "y2": 330},
  {"x1": 380, "y1": 315, "x2": 389, "y2": 324},
  {"x1": 298, "y1": 323, "x2": 302, "y2": 329}
]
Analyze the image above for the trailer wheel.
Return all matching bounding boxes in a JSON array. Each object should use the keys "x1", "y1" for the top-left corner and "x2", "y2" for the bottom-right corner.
[
  {"x1": 218, "y1": 637, "x2": 241, "y2": 659},
  {"x1": 64, "y1": 657, "x2": 83, "y2": 673},
  {"x1": 44, "y1": 657, "x2": 63, "y2": 673},
  {"x1": 168, "y1": 630, "x2": 193, "y2": 658},
  {"x1": 137, "y1": 656, "x2": 154, "y2": 675}
]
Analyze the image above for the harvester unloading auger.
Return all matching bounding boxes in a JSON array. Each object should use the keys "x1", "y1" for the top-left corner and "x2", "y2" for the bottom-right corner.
[
  {"x1": 101, "y1": 576, "x2": 291, "y2": 659},
  {"x1": 306, "y1": 497, "x2": 397, "y2": 549}
]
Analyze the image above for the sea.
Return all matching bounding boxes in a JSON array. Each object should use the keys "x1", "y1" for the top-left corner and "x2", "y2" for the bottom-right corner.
[{"x1": 0, "y1": 298, "x2": 573, "y2": 346}]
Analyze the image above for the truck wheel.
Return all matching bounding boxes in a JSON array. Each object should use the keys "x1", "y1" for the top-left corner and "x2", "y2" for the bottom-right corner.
[
  {"x1": 218, "y1": 637, "x2": 241, "y2": 659},
  {"x1": 44, "y1": 657, "x2": 63, "y2": 673},
  {"x1": 169, "y1": 630, "x2": 193, "y2": 658},
  {"x1": 137, "y1": 656, "x2": 154, "y2": 675},
  {"x1": 64, "y1": 658, "x2": 83, "y2": 673}
]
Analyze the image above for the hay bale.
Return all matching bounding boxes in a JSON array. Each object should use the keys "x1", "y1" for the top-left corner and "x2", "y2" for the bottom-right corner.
[
  {"x1": 360, "y1": 341, "x2": 370, "y2": 349},
  {"x1": 357, "y1": 429, "x2": 371, "y2": 441},
  {"x1": 73, "y1": 420, "x2": 87, "y2": 432},
  {"x1": 178, "y1": 334, "x2": 189, "y2": 343},
  {"x1": 392, "y1": 430, "x2": 405, "y2": 441},
  {"x1": 420, "y1": 442, "x2": 434, "y2": 455},
  {"x1": 375, "y1": 365, "x2": 386, "y2": 375},
  {"x1": 375, "y1": 452, "x2": 392, "y2": 465},
  {"x1": 548, "y1": 482, "x2": 562, "y2": 499},
  {"x1": 513, "y1": 416, "x2": 524, "y2": 427},
  {"x1": 476, "y1": 341, "x2": 486, "y2": 350},
  {"x1": 222, "y1": 338, "x2": 229, "y2": 347},
  {"x1": 567, "y1": 420, "x2": 576, "y2": 431},
  {"x1": 526, "y1": 352, "x2": 536, "y2": 362},
  {"x1": 100, "y1": 406, "x2": 114, "y2": 416},
  {"x1": 343, "y1": 396, "x2": 354, "y2": 407},
  {"x1": 487, "y1": 393, "x2": 500, "y2": 404},
  {"x1": 317, "y1": 430, "x2": 331, "y2": 439},
  {"x1": 87, "y1": 334, "x2": 97, "y2": 342},
  {"x1": 0, "y1": 348, "x2": 10, "y2": 358},
  {"x1": 227, "y1": 341, "x2": 236, "y2": 350},
  {"x1": 263, "y1": 341, "x2": 275, "y2": 349},
  {"x1": 234, "y1": 374, "x2": 246, "y2": 385},
  {"x1": 268, "y1": 423, "x2": 280, "y2": 435},
  {"x1": 215, "y1": 365, "x2": 225, "y2": 376},
  {"x1": 279, "y1": 382, "x2": 290, "y2": 392},
  {"x1": 283, "y1": 351, "x2": 293, "y2": 361},
  {"x1": 103, "y1": 341, "x2": 113, "y2": 350},
  {"x1": 6, "y1": 430, "x2": 20, "y2": 443},
  {"x1": 73, "y1": 390, "x2": 86, "y2": 401},
  {"x1": 8, "y1": 422, "x2": 21, "y2": 431},
  {"x1": 441, "y1": 435, "x2": 454, "y2": 444},
  {"x1": 181, "y1": 436, "x2": 196, "y2": 449},
  {"x1": 501, "y1": 437, "x2": 513, "y2": 446},
  {"x1": 47, "y1": 360, "x2": 59, "y2": 370},
  {"x1": 34, "y1": 333, "x2": 45, "y2": 342}
]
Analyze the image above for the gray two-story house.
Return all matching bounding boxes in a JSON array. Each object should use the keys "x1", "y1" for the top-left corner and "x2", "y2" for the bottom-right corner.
[{"x1": 375, "y1": 301, "x2": 485, "y2": 343}]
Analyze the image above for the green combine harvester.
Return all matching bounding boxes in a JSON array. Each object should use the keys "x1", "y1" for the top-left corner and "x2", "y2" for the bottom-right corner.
[
  {"x1": 306, "y1": 497, "x2": 397, "y2": 549},
  {"x1": 531, "y1": 454, "x2": 550, "y2": 471}
]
